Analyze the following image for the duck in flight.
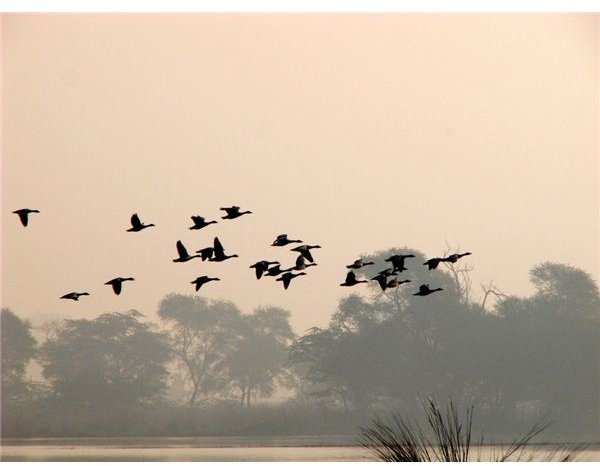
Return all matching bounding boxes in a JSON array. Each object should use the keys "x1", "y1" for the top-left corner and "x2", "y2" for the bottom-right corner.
[
  {"x1": 346, "y1": 258, "x2": 374, "y2": 269},
  {"x1": 385, "y1": 254, "x2": 416, "y2": 272},
  {"x1": 290, "y1": 244, "x2": 321, "y2": 263},
  {"x1": 413, "y1": 284, "x2": 443, "y2": 296},
  {"x1": 292, "y1": 255, "x2": 318, "y2": 271},
  {"x1": 340, "y1": 271, "x2": 368, "y2": 287},
  {"x1": 423, "y1": 257, "x2": 445, "y2": 270},
  {"x1": 173, "y1": 240, "x2": 201, "y2": 263},
  {"x1": 127, "y1": 213, "x2": 155, "y2": 232},
  {"x1": 189, "y1": 216, "x2": 218, "y2": 230},
  {"x1": 104, "y1": 277, "x2": 135, "y2": 295},
  {"x1": 276, "y1": 271, "x2": 307, "y2": 290},
  {"x1": 209, "y1": 236, "x2": 239, "y2": 262},
  {"x1": 220, "y1": 206, "x2": 252, "y2": 220},
  {"x1": 371, "y1": 274, "x2": 389, "y2": 291},
  {"x1": 60, "y1": 292, "x2": 90, "y2": 301},
  {"x1": 191, "y1": 276, "x2": 220, "y2": 291},
  {"x1": 13, "y1": 209, "x2": 40, "y2": 227},
  {"x1": 272, "y1": 234, "x2": 303, "y2": 247},
  {"x1": 444, "y1": 252, "x2": 472, "y2": 263},
  {"x1": 250, "y1": 260, "x2": 280, "y2": 279}
]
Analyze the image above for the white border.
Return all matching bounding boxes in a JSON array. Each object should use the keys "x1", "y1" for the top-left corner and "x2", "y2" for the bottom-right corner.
[{"x1": 1, "y1": 0, "x2": 600, "y2": 13}]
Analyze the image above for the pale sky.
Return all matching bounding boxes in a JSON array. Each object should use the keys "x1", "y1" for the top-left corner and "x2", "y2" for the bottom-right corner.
[{"x1": 2, "y1": 14, "x2": 598, "y2": 333}]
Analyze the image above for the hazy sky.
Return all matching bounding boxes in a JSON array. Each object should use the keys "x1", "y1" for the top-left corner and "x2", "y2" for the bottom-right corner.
[{"x1": 2, "y1": 14, "x2": 598, "y2": 332}]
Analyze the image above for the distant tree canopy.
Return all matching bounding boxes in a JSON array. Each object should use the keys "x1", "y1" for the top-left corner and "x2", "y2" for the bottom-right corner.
[
  {"x1": 39, "y1": 310, "x2": 170, "y2": 406},
  {"x1": 1, "y1": 308, "x2": 37, "y2": 401}
]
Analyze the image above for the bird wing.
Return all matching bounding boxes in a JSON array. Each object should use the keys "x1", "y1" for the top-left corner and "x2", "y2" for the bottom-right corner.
[
  {"x1": 176, "y1": 240, "x2": 189, "y2": 258},
  {"x1": 303, "y1": 249, "x2": 314, "y2": 263},
  {"x1": 15, "y1": 210, "x2": 28, "y2": 226},
  {"x1": 296, "y1": 255, "x2": 306, "y2": 268},
  {"x1": 213, "y1": 237, "x2": 224, "y2": 254},
  {"x1": 346, "y1": 271, "x2": 356, "y2": 282},
  {"x1": 200, "y1": 247, "x2": 214, "y2": 260},
  {"x1": 113, "y1": 280, "x2": 122, "y2": 295},
  {"x1": 419, "y1": 284, "x2": 429, "y2": 293},
  {"x1": 131, "y1": 214, "x2": 142, "y2": 228}
]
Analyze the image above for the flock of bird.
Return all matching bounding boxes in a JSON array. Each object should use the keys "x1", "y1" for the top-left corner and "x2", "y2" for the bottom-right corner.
[{"x1": 12, "y1": 207, "x2": 471, "y2": 301}]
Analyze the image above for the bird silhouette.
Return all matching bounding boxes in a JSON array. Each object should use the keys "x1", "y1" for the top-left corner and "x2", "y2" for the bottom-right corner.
[
  {"x1": 191, "y1": 276, "x2": 220, "y2": 291},
  {"x1": 250, "y1": 260, "x2": 280, "y2": 279},
  {"x1": 340, "y1": 271, "x2": 368, "y2": 287},
  {"x1": 444, "y1": 252, "x2": 472, "y2": 263},
  {"x1": 276, "y1": 272, "x2": 307, "y2": 289},
  {"x1": 377, "y1": 267, "x2": 399, "y2": 277},
  {"x1": 104, "y1": 277, "x2": 135, "y2": 295},
  {"x1": 423, "y1": 257, "x2": 445, "y2": 270},
  {"x1": 292, "y1": 255, "x2": 318, "y2": 271},
  {"x1": 127, "y1": 213, "x2": 155, "y2": 232},
  {"x1": 271, "y1": 234, "x2": 303, "y2": 247},
  {"x1": 346, "y1": 258, "x2": 374, "y2": 269},
  {"x1": 413, "y1": 284, "x2": 443, "y2": 296},
  {"x1": 290, "y1": 244, "x2": 321, "y2": 263},
  {"x1": 189, "y1": 216, "x2": 218, "y2": 230},
  {"x1": 13, "y1": 209, "x2": 40, "y2": 227},
  {"x1": 265, "y1": 264, "x2": 293, "y2": 277},
  {"x1": 220, "y1": 206, "x2": 252, "y2": 220},
  {"x1": 386, "y1": 278, "x2": 411, "y2": 289},
  {"x1": 385, "y1": 254, "x2": 416, "y2": 272},
  {"x1": 60, "y1": 292, "x2": 90, "y2": 301},
  {"x1": 209, "y1": 237, "x2": 239, "y2": 262},
  {"x1": 173, "y1": 240, "x2": 201, "y2": 263}
]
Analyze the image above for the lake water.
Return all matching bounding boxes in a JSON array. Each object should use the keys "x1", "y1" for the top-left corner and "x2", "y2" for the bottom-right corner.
[{"x1": 1, "y1": 436, "x2": 599, "y2": 461}]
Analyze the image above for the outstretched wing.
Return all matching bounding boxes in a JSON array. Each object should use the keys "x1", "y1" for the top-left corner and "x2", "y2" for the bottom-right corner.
[
  {"x1": 303, "y1": 249, "x2": 314, "y2": 263},
  {"x1": 296, "y1": 255, "x2": 306, "y2": 268},
  {"x1": 112, "y1": 280, "x2": 122, "y2": 295},
  {"x1": 176, "y1": 240, "x2": 189, "y2": 258},
  {"x1": 130, "y1": 214, "x2": 142, "y2": 229}
]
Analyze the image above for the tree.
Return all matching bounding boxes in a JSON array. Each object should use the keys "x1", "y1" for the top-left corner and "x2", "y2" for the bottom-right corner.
[
  {"x1": 1, "y1": 308, "x2": 37, "y2": 402},
  {"x1": 158, "y1": 294, "x2": 243, "y2": 407},
  {"x1": 227, "y1": 306, "x2": 295, "y2": 407},
  {"x1": 39, "y1": 310, "x2": 170, "y2": 406}
]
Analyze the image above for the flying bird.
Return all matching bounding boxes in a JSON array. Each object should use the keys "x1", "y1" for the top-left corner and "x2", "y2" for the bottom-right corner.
[
  {"x1": 371, "y1": 274, "x2": 389, "y2": 291},
  {"x1": 127, "y1": 213, "x2": 155, "y2": 232},
  {"x1": 220, "y1": 206, "x2": 252, "y2": 220},
  {"x1": 271, "y1": 234, "x2": 303, "y2": 247},
  {"x1": 173, "y1": 240, "x2": 201, "y2": 263},
  {"x1": 60, "y1": 292, "x2": 90, "y2": 301},
  {"x1": 292, "y1": 255, "x2": 318, "y2": 271},
  {"x1": 423, "y1": 257, "x2": 445, "y2": 270},
  {"x1": 189, "y1": 216, "x2": 218, "y2": 230},
  {"x1": 250, "y1": 260, "x2": 280, "y2": 279},
  {"x1": 196, "y1": 247, "x2": 214, "y2": 261},
  {"x1": 191, "y1": 276, "x2": 220, "y2": 291},
  {"x1": 104, "y1": 277, "x2": 135, "y2": 295},
  {"x1": 276, "y1": 272, "x2": 307, "y2": 289},
  {"x1": 377, "y1": 267, "x2": 399, "y2": 277},
  {"x1": 444, "y1": 252, "x2": 472, "y2": 263},
  {"x1": 385, "y1": 254, "x2": 416, "y2": 272},
  {"x1": 13, "y1": 209, "x2": 40, "y2": 227},
  {"x1": 346, "y1": 258, "x2": 374, "y2": 269},
  {"x1": 413, "y1": 284, "x2": 443, "y2": 296},
  {"x1": 386, "y1": 278, "x2": 411, "y2": 289},
  {"x1": 340, "y1": 271, "x2": 368, "y2": 287},
  {"x1": 209, "y1": 236, "x2": 239, "y2": 262},
  {"x1": 290, "y1": 244, "x2": 321, "y2": 263}
]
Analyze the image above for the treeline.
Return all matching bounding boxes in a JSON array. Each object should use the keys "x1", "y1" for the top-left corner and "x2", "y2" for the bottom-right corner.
[{"x1": 2, "y1": 248, "x2": 599, "y2": 440}]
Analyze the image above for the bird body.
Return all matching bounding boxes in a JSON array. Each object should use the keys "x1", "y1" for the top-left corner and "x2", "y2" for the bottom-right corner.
[
  {"x1": 127, "y1": 213, "x2": 155, "y2": 232},
  {"x1": 276, "y1": 272, "x2": 307, "y2": 289},
  {"x1": 340, "y1": 271, "x2": 368, "y2": 287},
  {"x1": 272, "y1": 234, "x2": 302, "y2": 247},
  {"x1": 424, "y1": 257, "x2": 445, "y2": 270},
  {"x1": 250, "y1": 260, "x2": 280, "y2": 279},
  {"x1": 60, "y1": 292, "x2": 90, "y2": 301},
  {"x1": 173, "y1": 240, "x2": 201, "y2": 262},
  {"x1": 13, "y1": 209, "x2": 40, "y2": 227},
  {"x1": 220, "y1": 206, "x2": 252, "y2": 220},
  {"x1": 290, "y1": 244, "x2": 321, "y2": 263},
  {"x1": 191, "y1": 276, "x2": 220, "y2": 291},
  {"x1": 444, "y1": 252, "x2": 472, "y2": 263},
  {"x1": 413, "y1": 284, "x2": 443, "y2": 296},
  {"x1": 209, "y1": 236, "x2": 239, "y2": 262},
  {"x1": 265, "y1": 264, "x2": 293, "y2": 277},
  {"x1": 189, "y1": 216, "x2": 217, "y2": 230},
  {"x1": 104, "y1": 277, "x2": 135, "y2": 295},
  {"x1": 196, "y1": 247, "x2": 214, "y2": 261},
  {"x1": 293, "y1": 255, "x2": 317, "y2": 271},
  {"x1": 346, "y1": 258, "x2": 374, "y2": 269}
]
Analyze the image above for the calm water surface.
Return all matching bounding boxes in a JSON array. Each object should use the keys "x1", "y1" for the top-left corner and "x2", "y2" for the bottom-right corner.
[{"x1": 1, "y1": 436, "x2": 598, "y2": 461}]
